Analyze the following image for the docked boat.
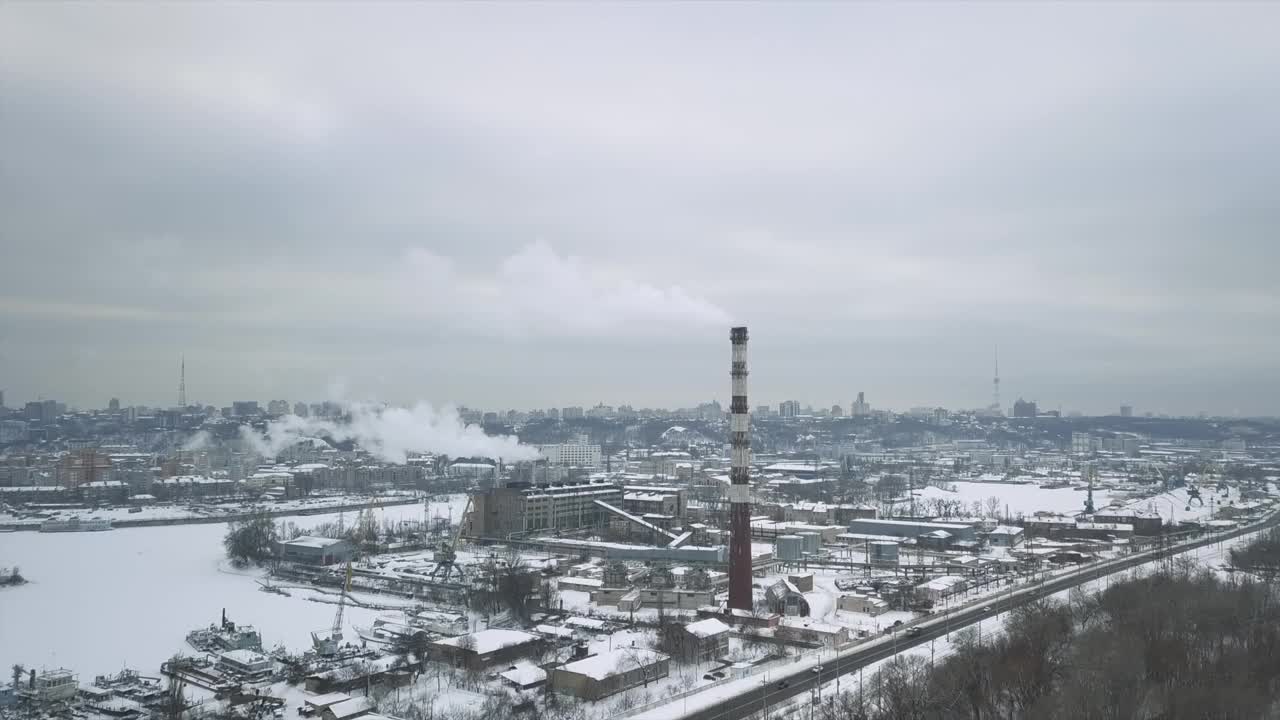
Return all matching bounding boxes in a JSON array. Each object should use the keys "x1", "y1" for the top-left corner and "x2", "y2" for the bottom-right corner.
[{"x1": 39, "y1": 516, "x2": 113, "y2": 532}]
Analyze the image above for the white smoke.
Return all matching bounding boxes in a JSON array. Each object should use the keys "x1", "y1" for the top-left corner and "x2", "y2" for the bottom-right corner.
[
  {"x1": 238, "y1": 401, "x2": 539, "y2": 464},
  {"x1": 182, "y1": 430, "x2": 212, "y2": 451}
]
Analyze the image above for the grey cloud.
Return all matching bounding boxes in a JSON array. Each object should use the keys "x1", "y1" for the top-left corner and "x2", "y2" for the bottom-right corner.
[{"x1": 1, "y1": 2, "x2": 1278, "y2": 415}]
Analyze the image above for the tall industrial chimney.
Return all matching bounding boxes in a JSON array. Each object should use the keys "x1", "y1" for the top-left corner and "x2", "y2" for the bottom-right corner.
[{"x1": 728, "y1": 326, "x2": 753, "y2": 611}]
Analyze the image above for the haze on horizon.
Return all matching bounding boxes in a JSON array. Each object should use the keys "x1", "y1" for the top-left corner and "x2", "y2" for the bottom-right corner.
[{"x1": 1, "y1": 3, "x2": 1277, "y2": 418}]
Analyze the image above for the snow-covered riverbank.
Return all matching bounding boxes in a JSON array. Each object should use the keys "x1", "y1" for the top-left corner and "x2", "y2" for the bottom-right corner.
[{"x1": 0, "y1": 497, "x2": 465, "y2": 678}]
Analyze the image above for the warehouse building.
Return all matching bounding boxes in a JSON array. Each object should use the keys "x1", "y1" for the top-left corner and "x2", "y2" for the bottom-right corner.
[
  {"x1": 277, "y1": 536, "x2": 352, "y2": 566},
  {"x1": 550, "y1": 648, "x2": 669, "y2": 700},
  {"x1": 846, "y1": 519, "x2": 977, "y2": 543},
  {"x1": 465, "y1": 481, "x2": 623, "y2": 537}
]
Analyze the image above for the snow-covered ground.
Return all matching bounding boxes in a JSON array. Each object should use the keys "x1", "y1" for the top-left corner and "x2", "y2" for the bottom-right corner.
[
  {"x1": 0, "y1": 491, "x2": 442, "y2": 528},
  {"x1": 913, "y1": 481, "x2": 1113, "y2": 519},
  {"x1": 0, "y1": 499, "x2": 460, "y2": 678}
]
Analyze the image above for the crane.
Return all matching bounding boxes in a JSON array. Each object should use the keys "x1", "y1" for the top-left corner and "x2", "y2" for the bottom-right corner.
[
  {"x1": 429, "y1": 496, "x2": 472, "y2": 582},
  {"x1": 312, "y1": 559, "x2": 353, "y2": 656}
]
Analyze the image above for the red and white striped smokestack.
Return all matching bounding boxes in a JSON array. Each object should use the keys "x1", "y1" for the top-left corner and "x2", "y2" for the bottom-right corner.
[{"x1": 728, "y1": 326, "x2": 753, "y2": 611}]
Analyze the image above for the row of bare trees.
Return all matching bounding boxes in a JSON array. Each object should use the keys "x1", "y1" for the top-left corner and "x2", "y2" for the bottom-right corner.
[{"x1": 812, "y1": 564, "x2": 1280, "y2": 720}]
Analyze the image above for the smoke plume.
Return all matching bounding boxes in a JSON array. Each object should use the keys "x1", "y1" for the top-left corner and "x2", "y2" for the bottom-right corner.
[
  {"x1": 239, "y1": 402, "x2": 539, "y2": 463},
  {"x1": 181, "y1": 430, "x2": 212, "y2": 451}
]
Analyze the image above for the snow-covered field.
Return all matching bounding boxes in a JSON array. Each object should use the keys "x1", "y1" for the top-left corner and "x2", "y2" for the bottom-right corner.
[
  {"x1": 0, "y1": 499, "x2": 461, "y2": 678},
  {"x1": 913, "y1": 481, "x2": 1113, "y2": 519}
]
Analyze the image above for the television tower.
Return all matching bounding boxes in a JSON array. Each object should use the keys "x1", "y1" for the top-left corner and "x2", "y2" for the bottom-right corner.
[
  {"x1": 727, "y1": 326, "x2": 753, "y2": 611},
  {"x1": 178, "y1": 355, "x2": 186, "y2": 408},
  {"x1": 991, "y1": 345, "x2": 1001, "y2": 413}
]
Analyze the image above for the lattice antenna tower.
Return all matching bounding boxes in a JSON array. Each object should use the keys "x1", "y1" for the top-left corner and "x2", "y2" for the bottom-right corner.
[{"x1": 178, "y1": 355, "x2": 187, "y2": 408}]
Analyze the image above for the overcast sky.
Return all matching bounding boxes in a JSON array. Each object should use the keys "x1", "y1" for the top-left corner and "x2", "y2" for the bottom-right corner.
[{"x1": 2, "y1": 3, "x2": 1278, "y2": 416}]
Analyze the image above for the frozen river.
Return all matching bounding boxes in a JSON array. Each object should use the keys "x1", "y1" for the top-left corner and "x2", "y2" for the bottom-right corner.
[{"x1": 0, "y1": 498, "x2": 464, "y2": 678}]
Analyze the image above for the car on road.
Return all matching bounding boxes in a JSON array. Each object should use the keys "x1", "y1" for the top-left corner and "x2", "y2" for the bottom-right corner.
[
  {"x1": 905, "y1": 626, "x2": 923, "y2": 637},
  {"x1": 777, "y1": 681, "x2": 790, "y2": 690},
  {"x1": 982, "y1": 605, "x2": 993, "y2": 613}
]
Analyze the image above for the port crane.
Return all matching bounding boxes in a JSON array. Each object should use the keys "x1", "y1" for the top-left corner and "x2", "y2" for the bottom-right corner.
[
  {"x1": 429, "y1": 496, "x2": 471, "y2": 583},
  {"x1": 311, "y1": 559, "x2": 353, "y2": 656}
]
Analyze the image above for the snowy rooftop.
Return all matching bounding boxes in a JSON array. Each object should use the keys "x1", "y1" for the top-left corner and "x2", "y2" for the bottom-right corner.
[
  {"x1": 918, "y1": 575, "x2": 967, "y2": 591},
  {"x1": 281, "y1": 535, "x2": 345, "y2": 549},
  {"x1": 565, "y1": 616, "x2": 608, "y2": 630},
  {"x1": 219, "y1": 648, "x2": 268, "y2": 664},
  {"x1": 685, "y1": 618, "x2": 731, "y2": 638},
  {"x1": 435, "y1": 629, "x2": 539, "y2": 654},
  {"x1": 499, "y1": 663, "x2": 547, "y2": 687},
  {"x1": 534, "y1": 624, "x2": 576, "y2": 638},
  {"x1": 326, "y1": 697, "x2": 375, "y2": 720},
  {"x1": 989, "y1": 526, "x2": 1024, "y2": 535},
  {"x1": 302, "y1": 693, "x2": 351, "y2": 709},
  {"x1": 625, "y1": 492, "x2": 670, "y2": 502},
  {"x1": 1076, "y1": 522, "x2": 1135, "y2": 532},
  {"x1": 557, "y1": 648, "x2": 668, "y2": 681}
]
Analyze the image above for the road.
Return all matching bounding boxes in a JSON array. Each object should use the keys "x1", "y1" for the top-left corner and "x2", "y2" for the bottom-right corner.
[{"x1": 670, "y1": 511, "x2": 1279, "y2": 720}]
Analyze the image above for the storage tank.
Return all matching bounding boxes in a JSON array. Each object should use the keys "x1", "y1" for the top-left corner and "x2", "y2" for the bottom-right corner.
[
  {"x1": 798, "y1": 531, "x2": 821, "y2": 556},
  {"x1": 869, "y1": 541, "x2": 899, "y2": 566},
  {"x1": 776, "y1": 535, "x2": 803, "y2": 562}
]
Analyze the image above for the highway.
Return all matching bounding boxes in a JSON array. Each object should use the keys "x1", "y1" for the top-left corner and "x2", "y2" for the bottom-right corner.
[{"x1": 663, "y1": 511, "x2": 1280, "y2": 720}]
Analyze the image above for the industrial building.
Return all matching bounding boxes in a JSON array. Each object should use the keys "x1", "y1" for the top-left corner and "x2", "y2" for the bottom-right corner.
[
  {"x1": 986, "y1": 526, "x2": 1026, "y2": 547},
  {"x1": 621, "y1": 485, "x2": 687, "y2": 518},
  {"x1": 430, "y1": 629, "x2": 544, "y2": 670},
  {"x1": 846, "y1": 519, "x2": 977, "y2": 544},
  {"x1": 680, "y1": 618, "x2": 731, "y2": 663},
  {"x1": 776, "y1": 618, "x2": 849, "y2": 647},
  {"x1": 277, "y1": 536, "x2": 353, "y2": 566},
  {"x1": 550, "y1": 648, "x2": 670, "y2": 701},
  {"x1": 1091, "y1": 509, "x2": 1162, "y2": 535},
  {"x1": 465, "y1": 481, "x2": 623, "y2": 537},
  {"x1": 838, "y1": 593, "x2": 888, "y2": 615}
]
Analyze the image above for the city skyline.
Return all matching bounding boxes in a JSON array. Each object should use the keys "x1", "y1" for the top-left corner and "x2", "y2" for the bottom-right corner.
[
  {"x1": 2, "y1": 4, "x2": 1278, "y2": 417},
  {"x1": 0, "y1": 382, "x2": 1229, "y2": 421}
]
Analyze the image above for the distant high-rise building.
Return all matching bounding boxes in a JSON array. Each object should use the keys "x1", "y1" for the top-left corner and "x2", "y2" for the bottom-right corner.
[
  {"x1": 538, "y1": 441, "x2": 602, "y2": 469},
  {"x1": 562, "y1": 406, "x2": 584, "y2": 420},
  {"x1": 1071, "y1": 432, "x2": 1093, "y2": 456},
  {"x1": 548, "y1": 408, "x2": 561, "y2": 421},
  {"x1": 60, "y1": 448, "x2": 112, "y2": 489},
  {"x1": 831, "y1": 404, "x2": 844, "y2": 417},
  {"x1": 25, "y1": 400, "x2": 58, "y2": 424},
  {"x1": 0, "y1": 419, "x2": 27, "y2": 444},
  {"x1": 266, "y1": 399, "x2": 290, "y2": 416},
  {"x1": 293, "y1": 402, "x2": 309, "y2": 418},
  {"x1": 1120, "y1": 405, "x2": 1133, "y2": 417},
  {"x1": 108, "y1": 397, "x2": 120, "y2": 411},
  {"x1": 0, "y1": 390, "x2": 5, "y2": 408},
  {"x1": 851, "y1": 392, "x2": 870, "y2": 417},
  {"x1": 231, "y1": 401, "x2": 260, "y2": 417},
  {"x1": 1012, "y1": 398, "x2": 1037, "y2": 417},
  {"x1": 778, "y1": 400, "x2": 800, "y2": 418}
]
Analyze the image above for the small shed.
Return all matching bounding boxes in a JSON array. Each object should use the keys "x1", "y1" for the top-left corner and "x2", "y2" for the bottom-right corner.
[{"x1": 498, "y1": 663, "x2": 547, "y2": 690}]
